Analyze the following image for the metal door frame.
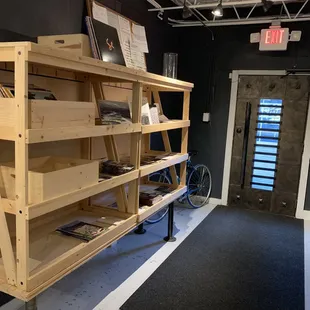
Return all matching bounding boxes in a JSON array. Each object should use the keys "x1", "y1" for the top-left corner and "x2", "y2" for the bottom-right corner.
[{"x1": 222, "y1": 70, "x2": 310, "y2": 219}]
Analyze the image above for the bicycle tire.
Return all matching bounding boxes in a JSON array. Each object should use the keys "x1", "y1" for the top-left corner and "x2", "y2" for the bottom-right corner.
[
  {"x1": 187, "y1": 164, "x2": 212, "y2": 208},
  {"x1": 146, "y1": 172, "x2": 171, "y2": 224}
]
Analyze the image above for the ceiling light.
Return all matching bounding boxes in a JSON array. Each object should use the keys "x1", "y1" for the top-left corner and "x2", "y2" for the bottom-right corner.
[
  {"x1": 182, "y1": 0, "x2": 193, "y2": 19},
  {"x1": 212, "y1": 0, "x2": 223, "y2": 17},
  {"x1": 262, "y1": 0, "x2": 273, "y2": 12}
]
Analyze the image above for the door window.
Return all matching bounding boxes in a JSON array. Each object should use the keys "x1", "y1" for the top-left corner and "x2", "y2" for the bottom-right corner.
[{"x1": 251, "y1": 99, "x2": 283, "y2": 191}]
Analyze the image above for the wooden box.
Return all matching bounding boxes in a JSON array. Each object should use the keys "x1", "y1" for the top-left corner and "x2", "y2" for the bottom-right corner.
[
  {"x1": 0, "y1": 99, "x2": 95, "y2": 129},
  {"x1": 37, "y1": 34, "x2": 92, "y2": 57},
  {"x1": 0, "y1": 156, "x2": 99, "y2": 204}
]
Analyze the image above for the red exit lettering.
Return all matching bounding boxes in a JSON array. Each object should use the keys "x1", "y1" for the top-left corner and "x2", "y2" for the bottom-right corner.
[{"x1": 264, "y1": 29, "x2": 285, "y2": 45}]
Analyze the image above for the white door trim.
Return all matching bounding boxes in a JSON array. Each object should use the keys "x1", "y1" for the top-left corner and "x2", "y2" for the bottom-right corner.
[
  {"x1": 296, "y1": 96, "x2": 310, "y2": 219},
  {"x1": 221, "y1": 70, "x2": 239, "y2": 205},
  {"x1": 221, "y1": 70, "x2": 310, "y2": 219}
]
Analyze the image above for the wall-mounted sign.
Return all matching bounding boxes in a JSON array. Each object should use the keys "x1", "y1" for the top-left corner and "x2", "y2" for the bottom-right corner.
[
  {"x1": 259, "y1": 27, "x2": 289, "y2": 51},
  {"x1": 250, "y1": 26, "x2": 302, "y2": 51}
]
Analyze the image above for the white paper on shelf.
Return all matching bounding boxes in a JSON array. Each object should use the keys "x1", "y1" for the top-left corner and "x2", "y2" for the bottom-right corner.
[
  {"x1": 92, "y1": 2, "x2": 108, "y2": 24},
  {"x1": 131, "y1": 50, "x2": 146, "y2": 71},
  {"x1": 131, "y1": 24, "x2": 149, "y2": 53},
  {"x1": 107, "y1": 10, "x2": 121, "y2": 35},
  {"x1": 119, "y1": 16, "x2": 131, "y2": 35},
  {"x1": 141, "y1": 98, "x2": 152, "y2": 125},
  {"x1": 118, "y1": 16, "x2": 134, "y2": 68}
]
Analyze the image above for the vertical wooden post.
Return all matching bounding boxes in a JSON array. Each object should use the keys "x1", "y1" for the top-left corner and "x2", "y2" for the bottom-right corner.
[
  {"x1": 128, "y1": 82, "x2": 142, "y2": 214},
  {"x1": 180, "y1": 91, "x2": 190, "y2": 186},
  {"x1": 80, "y1": 80, "x2": 92, "y2": 208},
  {"x1": 0, "y1": 196, "x2": 16, "y2": 285},
  {"x1": 15, "y1": 46, "x2": 29, "y2": 290},
  {"x1": 143, "y1": 89, "x2": 152, "y2": 153},
  {"x1": 153, "y1": 91, "x2": 178, "y2": 186}
]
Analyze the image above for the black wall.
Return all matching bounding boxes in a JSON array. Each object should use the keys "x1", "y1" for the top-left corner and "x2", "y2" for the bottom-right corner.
[
  {"x1": 0, "y1": 0, "x2": 176, "y2": 75},
  {"x1": 178, "y1": 22, "x2": 310, "y2": 199}
]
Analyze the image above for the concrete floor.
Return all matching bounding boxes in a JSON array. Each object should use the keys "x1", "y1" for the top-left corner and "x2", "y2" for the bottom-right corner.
[{"x1": 1, "y1": 203, "x2": 216, "y2": 310}]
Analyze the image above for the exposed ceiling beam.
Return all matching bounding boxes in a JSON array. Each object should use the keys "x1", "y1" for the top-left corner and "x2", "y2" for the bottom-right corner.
[
  {"x1": 148, "y1": 0, "x2": 297, "y2": 11},
  {"x1": 168, "y1": 14, "x2": 310, "y2": 26}
]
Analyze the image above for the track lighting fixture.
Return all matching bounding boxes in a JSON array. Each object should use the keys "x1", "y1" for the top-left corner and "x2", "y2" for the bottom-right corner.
[
  {"x1": 182, "y1": 0, "x2": 193, "y2": 19},
  {"x1": 262, "y1": 0, "x2": 273, "y2": 12},
  {"x1": 212, "y1": 0, "x2": 223, "y2": 17}
]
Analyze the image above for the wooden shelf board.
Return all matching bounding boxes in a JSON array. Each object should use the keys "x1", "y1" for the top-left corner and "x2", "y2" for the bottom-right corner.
[
  {"x1": 26, "y1": 123, "x2": 142, "y2": 144},
  {"x1": 138, "y1": 185, "x2": 187, "y2": 222},
  {"x1": 0, "y1": 126, "x2": 15, "y2": 141},
  {"x1": 142, "y1": 120, "x2": 190, "y2": 134},
  {"x1": 140, "y1": 153, "x2": 188, "y2": 177},
  {"x1": 0, "y1": 42, "x2": 193, "y2": 91},
  {"x1": 26, "y1": 170, "x2": 139, "y2": 220},
  {"x1": 26, "y1": 208, "x2": 137, "y2": 293}
]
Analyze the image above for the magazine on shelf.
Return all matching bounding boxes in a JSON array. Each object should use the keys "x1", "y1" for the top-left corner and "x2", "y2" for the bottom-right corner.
[
  {"x1": 97, "y1": 100, "x2": 132, "y2": 125},
  {"x1": 56, "y1": 221, "x2": 105, "y2": 242},
  {"x1": 0, "y1": 83, "x2": 57, "y2": 100},
  {"x1": 99, "y1": 159, "x2": 134, "y2": 176}
]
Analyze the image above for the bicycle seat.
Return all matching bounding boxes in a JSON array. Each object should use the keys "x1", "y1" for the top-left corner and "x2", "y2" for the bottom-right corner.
[{"x1": 188, "y1": 150, "x2": 198, "y2": 157}]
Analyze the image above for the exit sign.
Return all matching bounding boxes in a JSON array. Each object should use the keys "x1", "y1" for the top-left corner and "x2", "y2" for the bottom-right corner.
[{"x1": 259, "y1": 27, "x2": 289, "y2": 51}]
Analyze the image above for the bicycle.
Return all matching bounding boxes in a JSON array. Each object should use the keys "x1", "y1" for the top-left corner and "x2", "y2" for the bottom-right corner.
[{"x1": 146, "y1": 150, "x2": 212, "y2": 224}]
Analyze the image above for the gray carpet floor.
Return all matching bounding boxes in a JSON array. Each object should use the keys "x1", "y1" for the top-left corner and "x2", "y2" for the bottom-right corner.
[{"x1": 121, "y1": 205, "x2": 304, "y2": 310}]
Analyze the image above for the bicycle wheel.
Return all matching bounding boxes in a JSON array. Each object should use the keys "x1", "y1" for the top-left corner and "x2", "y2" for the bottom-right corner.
[
  {"x1": 187, "y1": 164, "x2": 212, "y2": 208},
  {"x1": 146, "y1": 172, "x2": 171, "y2": 224}
]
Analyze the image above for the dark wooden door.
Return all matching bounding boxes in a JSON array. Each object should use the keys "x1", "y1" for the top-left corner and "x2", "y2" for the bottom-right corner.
[{"x1": 228, "y1": 75, "x2": 309, "y2": 216}]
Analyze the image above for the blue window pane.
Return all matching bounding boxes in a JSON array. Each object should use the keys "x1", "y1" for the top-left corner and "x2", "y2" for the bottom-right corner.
[
  {"x1": 260, "y1": 99, "x2": 283, "y2": 106},
  {"x1": 253, "y1": 169, "x2": 276, "y2": 178},
  {"x1": 252, "y1": 184, "x2": 273, "y2": 191},
  {"x1": 257, "y1": 122, "x2": 280, "y2": 130},
  {"x1": 253, "y1": 161, "x2": 276, "y2": 170},
  {"x1": 254, "y1": 154, "x2": 277, "y2": 162},
  {"x1": 259, "y1": 106, "x2": 282, "y2": 114},
  {"x1": 256, "y1": 131, "x2": 279, "y2": 139},
  {"x1": 256, "y1": 139, "x2": 279, "y2": 146},
  {"x1": 258, "y1": 115, "x2": 281, "y2": 122},
  {"x1": 255, "y1": 146, "x2": 278, "y2": 154},
  {"x1": 252, "y1": 177, "x2": 275, "y2": 185}
]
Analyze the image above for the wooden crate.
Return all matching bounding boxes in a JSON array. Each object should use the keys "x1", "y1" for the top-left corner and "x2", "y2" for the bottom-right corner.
[
  {"x1": 37, "y1": 34, "x2": 92, "y2": 57},
  {"x1": 0, "y1": 99, "x2": 95, "y2": 129},
  {"x1": 0, "y1": 156, "x2": 99, "y2": 204}
]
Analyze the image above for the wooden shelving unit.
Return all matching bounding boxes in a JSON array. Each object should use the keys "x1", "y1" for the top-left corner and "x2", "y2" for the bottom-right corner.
[{"x1": 0, "y1": 42, "x2": 193, "y2": 301}]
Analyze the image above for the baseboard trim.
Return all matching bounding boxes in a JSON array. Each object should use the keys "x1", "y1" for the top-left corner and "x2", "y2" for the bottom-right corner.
[
  {"x1": 209, "y1": 198, "x2": 222, "y2": 205},
  {"x1": 296, "y1": 210, "x2": 310, "y2": 220}
]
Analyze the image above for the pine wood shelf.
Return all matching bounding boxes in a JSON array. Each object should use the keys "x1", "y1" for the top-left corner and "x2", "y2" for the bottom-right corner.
[
  {"x1": 26, "y1": 123, "x2": 142, "y2": 144},
  {"x1": 0, "y1": 42, "x2": 193, "y2": 301},
  {"x1": 142, "y1": 120, "x2": 190, "y2": 134},
  {"x1": 140, "y1": 153, "x2": 189, "y2": 177}
]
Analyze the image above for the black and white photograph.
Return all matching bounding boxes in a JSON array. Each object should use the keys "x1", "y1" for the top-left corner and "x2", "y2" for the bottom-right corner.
[{"x1": 98, "y1": 100, "x2": 132, "y2": 125}]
